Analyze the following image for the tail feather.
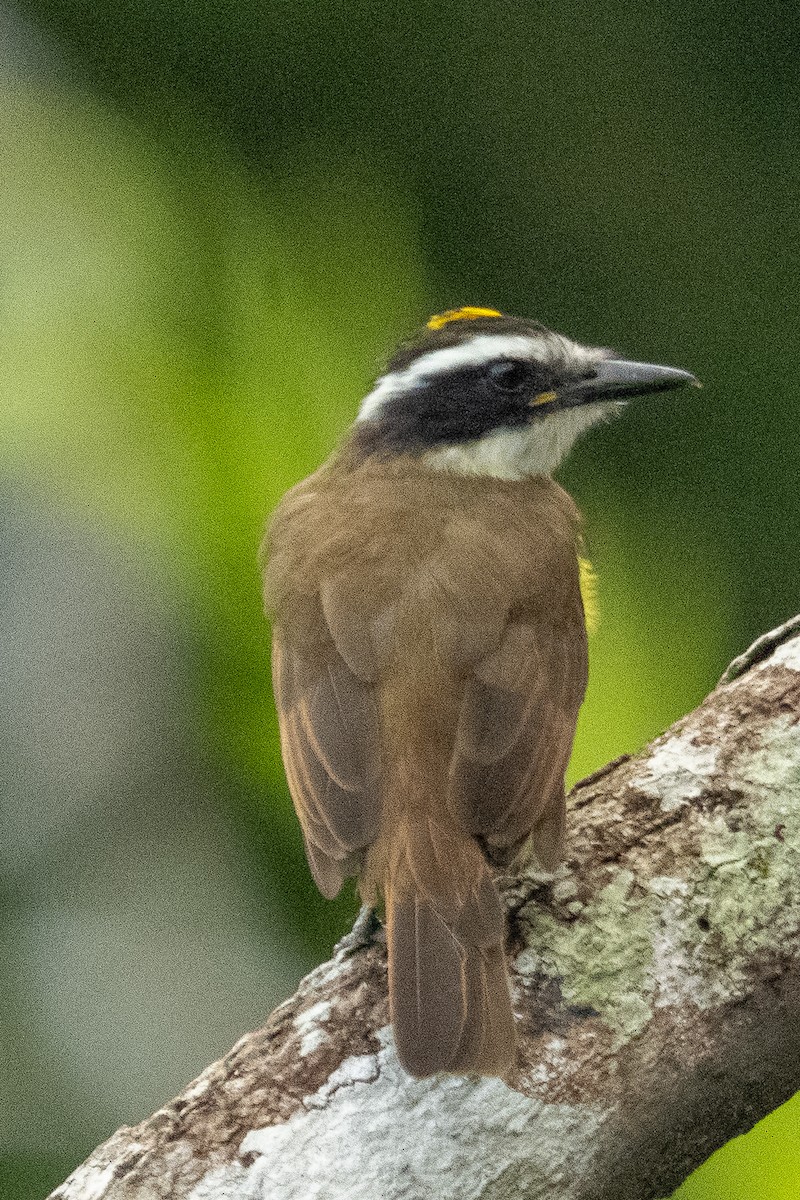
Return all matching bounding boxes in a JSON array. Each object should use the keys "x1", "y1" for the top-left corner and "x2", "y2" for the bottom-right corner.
[
  {"x1": 387, "y1": 889, "x2": 468, "y2": 1076},
  {"x1": 449, "y1": 944, "x2": 515, "y2": 1075},
  {"x1": 385, "y1": 820, "x2": 516, "y2": 1078}
]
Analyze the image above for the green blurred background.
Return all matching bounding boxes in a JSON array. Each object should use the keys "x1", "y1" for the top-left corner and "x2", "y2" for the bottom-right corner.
[{"x1": 0, "y1": 1, "x2": 798, "y2": 1196}]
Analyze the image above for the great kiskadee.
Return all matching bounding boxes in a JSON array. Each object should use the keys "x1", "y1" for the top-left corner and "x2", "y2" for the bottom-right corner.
[{"x1": 262, "y1": 307, "x2": 697, "y2": 1079}]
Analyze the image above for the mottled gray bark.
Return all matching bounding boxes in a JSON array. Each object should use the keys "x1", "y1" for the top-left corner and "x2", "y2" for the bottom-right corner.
[{"x1": 50, "y1": 616, "x2": 800, "y2": 1200}]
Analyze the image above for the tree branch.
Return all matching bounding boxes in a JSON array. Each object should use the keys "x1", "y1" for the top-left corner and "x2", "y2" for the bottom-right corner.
[{"x1": 50, "y1": 616, "x2": 800, "y2": 1200}]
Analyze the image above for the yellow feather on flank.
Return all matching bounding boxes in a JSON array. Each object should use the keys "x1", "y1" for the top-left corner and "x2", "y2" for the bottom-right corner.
[
  {"x1": 426, "y1": 306, "x2": 502, "y2": 330},
  {"x1": 578, "y1": 555, "x2": 599, "y2": 634}
]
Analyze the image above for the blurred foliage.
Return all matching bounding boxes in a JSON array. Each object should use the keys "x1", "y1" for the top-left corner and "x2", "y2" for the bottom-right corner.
[{"x1": 1, "y1": 0, "x2": 799, "y2": 1196}]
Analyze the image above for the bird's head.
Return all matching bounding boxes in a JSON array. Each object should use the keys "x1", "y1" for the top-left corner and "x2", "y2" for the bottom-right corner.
[{"x1": 351, "y1": 307, "x2": 699, "y2": 479}]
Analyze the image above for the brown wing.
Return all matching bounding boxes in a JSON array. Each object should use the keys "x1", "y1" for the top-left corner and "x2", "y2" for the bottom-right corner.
[
  {"x1": 449, "y1": 615, "x2": 588, "y2": 869},
  {"x1": 272, "y1": 604, "x2": 382, "y2": 898}
]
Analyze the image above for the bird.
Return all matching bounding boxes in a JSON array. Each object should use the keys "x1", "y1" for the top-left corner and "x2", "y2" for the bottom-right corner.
[{"x1": 261, "y1": 306, "x2": 697, "y2": 1079}]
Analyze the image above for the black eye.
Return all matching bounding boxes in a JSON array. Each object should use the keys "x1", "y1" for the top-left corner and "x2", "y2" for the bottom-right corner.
[{"x1": 486, "y1": 360, "x2": 530, "y2": 393}]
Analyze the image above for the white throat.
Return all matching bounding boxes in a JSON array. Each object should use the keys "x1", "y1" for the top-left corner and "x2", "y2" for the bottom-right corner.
[{"x1": 422, "y1": 402, "x2": 624, "y2": 480}]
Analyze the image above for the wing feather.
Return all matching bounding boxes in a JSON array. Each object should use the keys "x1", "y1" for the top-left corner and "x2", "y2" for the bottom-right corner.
[
  {"x1": 272, "y1": 625, "x2": 382, "y2": 899},
  {"x1": 450, "y1": 613, "x2": 587, "y2": 863}
]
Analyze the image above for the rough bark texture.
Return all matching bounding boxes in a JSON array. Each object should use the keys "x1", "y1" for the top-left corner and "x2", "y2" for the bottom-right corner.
[{"x1": 50, "y1": 616, "x2": 800, "y2": 1200}]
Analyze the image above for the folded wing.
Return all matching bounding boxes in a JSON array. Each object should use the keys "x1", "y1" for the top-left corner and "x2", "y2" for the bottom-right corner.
[
  {"x1": 272, "y1": 588, "x2": 383, "y2": 898},
  {"x1": 450, "y1": 615, "x2": 588, "y2": 868}
]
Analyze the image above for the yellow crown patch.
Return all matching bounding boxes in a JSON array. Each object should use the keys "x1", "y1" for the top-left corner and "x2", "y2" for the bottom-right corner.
[{"x1": 426, "y1": 306, "x2": 503, "y2": 331}]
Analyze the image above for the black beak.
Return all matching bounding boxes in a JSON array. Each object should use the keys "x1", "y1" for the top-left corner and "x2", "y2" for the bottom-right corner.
[{"x1": 562, "y1": 359, "x2": 700, "y2": 406}]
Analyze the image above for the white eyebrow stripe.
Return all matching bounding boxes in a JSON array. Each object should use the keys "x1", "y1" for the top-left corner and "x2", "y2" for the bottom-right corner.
[
  {"x1": 394, "y1": 334, "x2": 548, "y2": 380},
  {"x1": 357, "y1": 333, "x2": 552, "y2": 422}
]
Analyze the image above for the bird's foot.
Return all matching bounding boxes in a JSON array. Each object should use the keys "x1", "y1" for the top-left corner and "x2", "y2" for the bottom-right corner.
[{"x1": 335, "y1": 904, "x2": 382, "y2": 958}]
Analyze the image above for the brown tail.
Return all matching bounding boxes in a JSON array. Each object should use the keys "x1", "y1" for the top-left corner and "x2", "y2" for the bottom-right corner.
[{"x1": 384, "y1": 817, "x2": 516, "y2": 1078}]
